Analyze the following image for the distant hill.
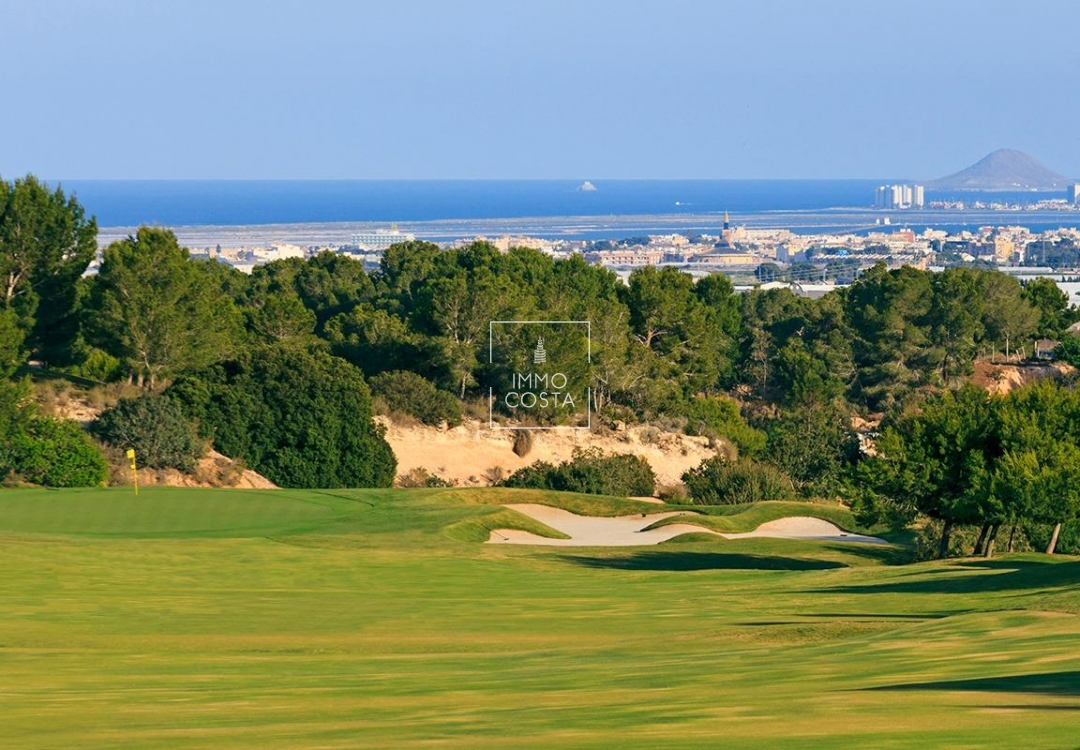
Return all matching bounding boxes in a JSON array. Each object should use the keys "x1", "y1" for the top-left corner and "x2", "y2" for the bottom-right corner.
[{"x1": 927, "y1": 149, "x2": 1072, "y2": 191}]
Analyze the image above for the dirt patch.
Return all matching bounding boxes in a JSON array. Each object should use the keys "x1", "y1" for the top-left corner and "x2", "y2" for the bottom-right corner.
[
  {"x1": 111, "y1": 450, "x2": 277, "y2": 489},
  {"x1": 971, "y1": 361, "x2": 1074, "y2": 396},
  {"x1": 379, "y1": 417, "x2": 718, "y2": 488}
]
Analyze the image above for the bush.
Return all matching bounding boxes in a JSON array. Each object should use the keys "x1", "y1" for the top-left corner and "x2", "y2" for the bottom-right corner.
[
  {"x1": 909, "y1": 520, "x2": 984, "y2": 561},
  {"x1": 512, "y1": 429, "x2": 533, "y2": 457},
  {"x1": 3, "y1": 416, "x2": 107, "y2": 487},
  {"x1": 368, "y1": 370, "x2": 462, "y2": 427},
  {"x1": 397, "y1": 467, "x2": 454, "y2": 487},
  {"x1": 91, "y1": 393, "x2": 204, "y2": 471},
  {"x1": 503, "y1": 448, "x2": 655, "y2": 497},
  {"x1": 681, "y1": 456, "x2": 795, "y2": 505},
  {"x1": 683, "y1": 395, "x2": 766, "y2": 457},
  {"x1": 169, "y1": 346, "x2": 396, "y2": 488}
]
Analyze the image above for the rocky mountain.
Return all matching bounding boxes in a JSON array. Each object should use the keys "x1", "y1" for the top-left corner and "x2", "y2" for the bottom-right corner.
[{"x1": 928, "y1": 149, "x2": 1072, "y2": 191}]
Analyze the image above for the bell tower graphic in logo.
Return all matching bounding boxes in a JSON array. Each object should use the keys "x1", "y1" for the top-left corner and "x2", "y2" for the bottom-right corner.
[{"x1": 533, "y1": 337, "x2": 547, "y2": 365}]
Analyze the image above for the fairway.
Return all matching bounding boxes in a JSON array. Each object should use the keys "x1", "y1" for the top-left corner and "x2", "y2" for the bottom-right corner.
[{"x1": 1, "y1": 488, "x2": 1078, "y2": 749}]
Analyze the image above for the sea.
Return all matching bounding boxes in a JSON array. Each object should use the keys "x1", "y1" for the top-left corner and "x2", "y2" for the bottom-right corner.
[{"x1": 59, "y1": 180, "x2": 1080, "y2": 242}]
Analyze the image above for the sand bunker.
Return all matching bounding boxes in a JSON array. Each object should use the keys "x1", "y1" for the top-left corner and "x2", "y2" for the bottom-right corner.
[
  {"x1": 488, "y1": 504, "x2": 712, "y2": 546},
  {"x1": 721, "y1": 516, "x2": 887, "y2": 544},
  {"x1": 488, "y1": 505, "x2": 887, "y2": 546}
]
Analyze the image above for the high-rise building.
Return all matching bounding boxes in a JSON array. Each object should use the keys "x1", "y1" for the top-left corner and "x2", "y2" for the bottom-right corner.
[
  {"x1": 350, "y1": 227, "x2": 415, "y2": 251},
  {"x1": 874, "y1": 183, "x2": 925, "y2": 209},
  {"x1": 1069, "y1": 183, "x2": 1080, "y2": 205}
]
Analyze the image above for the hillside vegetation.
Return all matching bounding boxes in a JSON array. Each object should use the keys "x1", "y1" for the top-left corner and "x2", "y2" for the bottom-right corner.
[{"x1": 4, "y1": 176, "x2": 1080, "y2": 555}]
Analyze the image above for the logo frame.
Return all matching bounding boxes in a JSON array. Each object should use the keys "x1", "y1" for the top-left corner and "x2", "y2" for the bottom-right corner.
[{"x1": 487, "y1": 319, "x2": 591, "y2": 431}]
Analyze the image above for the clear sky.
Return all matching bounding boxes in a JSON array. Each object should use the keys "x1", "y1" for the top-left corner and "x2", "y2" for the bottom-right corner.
[{"x1": 2, "y1": 0, "x2": 1078, "y2": 180}]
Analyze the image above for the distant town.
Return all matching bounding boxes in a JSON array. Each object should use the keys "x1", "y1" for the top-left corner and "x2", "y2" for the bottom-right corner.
[{"x1": 87, "y1": 180, "x2": 1080, "y2": 302}]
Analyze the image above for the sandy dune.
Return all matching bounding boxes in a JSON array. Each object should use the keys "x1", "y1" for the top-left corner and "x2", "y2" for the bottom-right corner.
[
  {"x1": 488, "y1": 505, "x2": 887, "y2": 546},
  {"x1": 381, "y1": 417, "x2": 719, "y2": 487}
]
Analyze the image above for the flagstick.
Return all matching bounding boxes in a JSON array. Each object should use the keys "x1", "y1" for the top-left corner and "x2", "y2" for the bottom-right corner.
[{"x1": 126, "y1": 448, "x2": 139, "y2": 495}]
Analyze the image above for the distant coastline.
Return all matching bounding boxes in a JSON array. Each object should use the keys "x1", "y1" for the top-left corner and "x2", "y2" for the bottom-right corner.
[
  {"x1": 96, "y1": 205, "x2": 1080, "y2": 249},
  {"x1": 65, "y1": 179, "x2": 1080, "y2": 247},
  {"x1": 59, "y1": 179, "x2": 1072, "y2": 227}
]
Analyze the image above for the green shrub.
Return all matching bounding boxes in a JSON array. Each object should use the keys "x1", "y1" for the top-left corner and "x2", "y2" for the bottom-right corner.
[
  {"x1": 681, "y1": 456, "x2": 795, "y2": 505},
  {"x1": 169, "y1": 346, "x2": 396, "y2": 488},
  {"x1": 503, "y1": 448, "x2": 655, "y2": 497},
  {"x1": 683, "y1": 395, "x2": 766, "y2": 457},
  {"x1": 91, "y1": 393, "x2": 204, "y2": 471},
  {"x1": 1023, "y1": 519, "x2": 1079, "y2": 555},
  {"x1": 368, "y1": 370, "x2": 462, "y2": 427},
  {"x1": 72, "y1": 346, "x2": 125, "y2": 383},
  {"x1": 3, "y1": 416, "x2": 107, "y2": 487}
]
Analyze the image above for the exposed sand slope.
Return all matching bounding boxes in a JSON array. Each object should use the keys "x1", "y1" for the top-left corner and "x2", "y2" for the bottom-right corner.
[
  {"x1": 488, "y1": 506, "x2": 886, "y2": 546},
  {"x1": 128, "y1": 450, "x2": 278, "y2": 489},
  {"x1": 971, "y1": 361, "x2": 1075, "y2": 396},
  {"x1": 381, "y1": 417, "x2": 718, "y2": 487}
]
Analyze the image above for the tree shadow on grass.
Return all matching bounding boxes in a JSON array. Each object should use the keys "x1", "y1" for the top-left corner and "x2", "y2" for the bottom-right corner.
[
  {"x1": 816, "y1": 541, "x2": 910, "y2": 566},
  {"x1": 862, "y1": 671, "x2": 1080, "y2": 697},
  {"x1": 559, "y1": 552, "x2": 847, "y2": 572},
  {"x1": 808, "y1": 559, "x2": 1080, "y2": 595}
]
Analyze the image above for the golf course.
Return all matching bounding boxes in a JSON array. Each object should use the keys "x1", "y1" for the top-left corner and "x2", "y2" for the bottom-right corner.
[{"x1": 2, "y1": 487, "x2": 1078, "y2": 749}]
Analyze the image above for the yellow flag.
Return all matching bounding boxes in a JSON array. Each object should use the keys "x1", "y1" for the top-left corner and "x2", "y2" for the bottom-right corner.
[{"x1": 125, "y1": 448, "x2": 136, "y2": 459}]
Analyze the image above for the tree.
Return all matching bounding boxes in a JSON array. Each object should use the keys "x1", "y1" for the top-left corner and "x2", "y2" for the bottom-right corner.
[
  {"x1": 84, "y1": 227, "x2": 242, "y2": 388},
  {"x1": 977, "y1": 270, "x2": 1038, "y2": 360},
  {"x1": 2, "y1": 415, "x2": 107, "y2": 487},
  {"x1": 925, "y1": 268, "x2": 984, "y2": 381},
  {"x1": 1023, "y1": 277, "x2": 1074, "y2": 338},
  {"x1": 764, "y1": 400, "x2": 857, "y2": 497},
  {"x1": 845, "y1": 264, "x2": 934, "y2": 409},
  {"x1": 0, "y1": 175, "x2": 97, "y2": 361},
  {"x1": 754, "y1": 263, "x2": 784, "y2": 283},
  {"x1": 993, "y1": 382, "x2": 1080, "y2": 554},
  {"x1": 626, "y1": 266, "x2": 733, "y2": 399},
  {"x1": 856, "y1": 386, "x2": 999, "y2": 556},
  {"x1": 168, "y1": 346, "x2": 396, "y2": 488},
  {"x1": 0, "y1": 308, "x2": 25, "y2": 377}
]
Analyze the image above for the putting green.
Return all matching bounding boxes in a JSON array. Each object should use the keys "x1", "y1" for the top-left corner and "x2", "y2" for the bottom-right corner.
[{"x1": 0, "y1": 487, "x2": 355, "y2": 537}]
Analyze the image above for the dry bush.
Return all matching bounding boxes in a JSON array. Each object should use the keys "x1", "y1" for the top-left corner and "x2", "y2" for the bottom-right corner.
[
  {"x1": 194, "y1": 455, "x2": 246, "y2": 487},
  {"x1": 656, "y1": 484, "x2": 690, "y2": 503},
  {"x1": 638, "y1": 426, "x2": 661, "y2": 445},
  {"x1": 483, "y1": 465, "x2": 506, "y2": 485},
  {"x1": 397, "y1": 467, "x2": 455, "y2": 488},
  {"x1": 512, "y1": 429, "x2": 533, "y2": 457}
]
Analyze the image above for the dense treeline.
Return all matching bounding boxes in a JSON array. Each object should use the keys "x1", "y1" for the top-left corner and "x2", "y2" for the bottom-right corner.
[
  {"x1": 856, "y1": 383, "x2": 1080, "y2": 557},
  {"x1": 3, "y1": 177, "x2": 1080, "y2": 555}
]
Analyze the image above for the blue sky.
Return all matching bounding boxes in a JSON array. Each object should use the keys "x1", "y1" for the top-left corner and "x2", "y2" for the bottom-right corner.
[{"x1": 2, "y1": 0, "x2": 1078, "y2": 180}]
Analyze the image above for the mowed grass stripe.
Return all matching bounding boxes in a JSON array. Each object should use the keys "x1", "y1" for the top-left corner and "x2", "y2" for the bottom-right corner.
[
  {"x1": 0, "y1": 488, "x2": 363, "y2": 537},
  {"x1": 1, "y1": 487, "x2": 1078, "y2": 748}
]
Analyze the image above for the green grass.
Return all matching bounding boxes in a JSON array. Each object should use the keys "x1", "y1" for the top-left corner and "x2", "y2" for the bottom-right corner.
[
  {"x1": 641, "y1": 500, "x2": 867, "y2": 533},
  {"x1": 1, "y1": 487, "x2": 1079, "y2": 749}
]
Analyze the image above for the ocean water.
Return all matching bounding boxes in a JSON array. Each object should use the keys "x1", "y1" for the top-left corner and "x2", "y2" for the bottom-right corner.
[
  {"x1": 57, "y1": 180, "x2": 1080, "y2": 240},
  {"x1": 60, "y1": 179, "x2": 896, "y2": 227}
]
